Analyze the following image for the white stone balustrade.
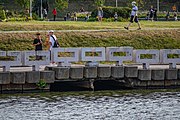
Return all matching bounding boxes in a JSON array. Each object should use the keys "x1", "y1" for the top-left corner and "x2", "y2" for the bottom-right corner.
[
  {"x1": 22, "y1": 51, "x2": 50, "y2": 71},
  {"x1": 160, "y1": 49, "x2": 180, "y2": 69},
  {"x1": 0, "y1": 48, "x2": 179, "y2": 71},
  {"x1": 106, "y1": 47, "x2": 133, "y2": 66},
  {"x1": 0, "y1": 51, "x2": 22, "y2": 71},
  {"x1": 81, "y1": 47, "x2": 105, "y2": 66},
  {"x1": 133, "y1": 50, "x2": 160, "y2": 69},
  {"x1": 51, "y1": 48, "x2": 80, "y2": 67}
]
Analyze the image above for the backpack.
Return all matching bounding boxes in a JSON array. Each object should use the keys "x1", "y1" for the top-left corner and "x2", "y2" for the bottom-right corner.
[{"x1": 51, "y1": 35, "x2": 59, "y2": 48}]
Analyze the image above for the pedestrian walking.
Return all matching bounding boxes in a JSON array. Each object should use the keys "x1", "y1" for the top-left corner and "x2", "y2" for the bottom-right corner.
[
  {"x1": 174, "y1": 12, "x2": 178, "y2": 21},
  {"x1": 52, "y1": 8, "x2": 57, "y2": 21},
  {"x1": 43, "y1": 9, "x2": 48, "y2": 19},
  {"x1": 154, "y1": 8, "x2": 157, "y2": 21},
  {"x1": 114, "y1": 12, "x2": 118, "y2": 22},
  {"x1": 97, "y1": 7, "x2": 103, "y2": 22},
  {"x1": 149, "y1": 6, "x2": 154, "y2": 21},
  {"x1": 124, "y1": 1, "x2": 141, "y2": 30},
  {"x1": 166, "y1": 11, "x2": 170, "y2": 21}
]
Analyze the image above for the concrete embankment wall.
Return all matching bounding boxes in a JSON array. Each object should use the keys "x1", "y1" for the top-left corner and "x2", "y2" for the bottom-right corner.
[{"x1": 0, "y1": 65, "x2": 180, "y2": 92}]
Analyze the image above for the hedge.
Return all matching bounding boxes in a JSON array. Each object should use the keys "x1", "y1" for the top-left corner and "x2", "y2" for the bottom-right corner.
[{"x1": 91, "y1": 6, "x2": 131, "y2": 19}]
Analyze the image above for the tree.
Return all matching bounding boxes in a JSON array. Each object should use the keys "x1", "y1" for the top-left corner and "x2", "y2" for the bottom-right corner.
[
  {"x1": 15, "y1": 0, "x2": 29, "y2": 9},
  {"x1": 94, "y1": 0, "x2": 105, "y2": 7},
  {"x1": 55, "y1": 0, "x2": 68, "y2": 11},
  {"x1": 126, "y1": 0, "x2": 144, "y2": 9}
]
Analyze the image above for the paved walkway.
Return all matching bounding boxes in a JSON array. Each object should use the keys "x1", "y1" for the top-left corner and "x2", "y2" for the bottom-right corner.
[
  {"x1": 0, "y1": 64, "x2": 179, "y2": 72},
  {"x1": 0, "y1": 28, "x2": 179, "y2": 34}
]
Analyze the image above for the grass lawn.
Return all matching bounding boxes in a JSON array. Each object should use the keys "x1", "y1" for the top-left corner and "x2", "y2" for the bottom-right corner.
[
  {"x1": 0, "y1": 21, "x2": 179, "y2": 51},
  {"x1": 0, "y1": 21, "x2": 179, "y2": 31}
]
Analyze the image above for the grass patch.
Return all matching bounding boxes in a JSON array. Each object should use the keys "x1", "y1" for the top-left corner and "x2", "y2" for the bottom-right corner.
[
  {"x1": 0, "y1": 21, "x2": 179, "y2": 31},
  {"x1": 0, "y1": 29, "x2": 179, "y2": 51}
]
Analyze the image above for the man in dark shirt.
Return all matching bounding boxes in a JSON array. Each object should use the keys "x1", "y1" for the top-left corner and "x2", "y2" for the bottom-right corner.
[{"x1": 33, "y1": 32, "x2": 43, "y2": 60}]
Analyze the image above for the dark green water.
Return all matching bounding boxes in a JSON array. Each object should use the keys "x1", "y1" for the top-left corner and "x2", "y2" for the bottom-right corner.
[{"x1": 0, "y1": 90, "x2": 180, "y2": 120}]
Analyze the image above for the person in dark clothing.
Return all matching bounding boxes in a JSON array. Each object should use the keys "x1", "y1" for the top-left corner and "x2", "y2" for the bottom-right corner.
[
  {"x1": 166, "y1": 11, "x2": 170, "y2": 21},
  {"x1": 33, "y1": 32, "x2": 43, "y2": 60},
  {"x1": 149, "y1": 6, "x2": 154, "y2": 21},
  {"x1": 154, "y1": 8, "x2": 157, "y2": 21}
]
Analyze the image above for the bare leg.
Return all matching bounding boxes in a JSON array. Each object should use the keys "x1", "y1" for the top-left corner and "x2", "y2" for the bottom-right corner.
[
  {"x1": 137, "y1": 22, "x2": 141, "y2": 29},
  {"x1": 124, "y1": 22, "x2": 131, "y2": 30}
]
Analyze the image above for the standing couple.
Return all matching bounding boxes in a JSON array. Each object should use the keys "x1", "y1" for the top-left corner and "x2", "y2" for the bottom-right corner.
[{"x1": 33, "y1": 30, "x2": 60, "y2": 60}]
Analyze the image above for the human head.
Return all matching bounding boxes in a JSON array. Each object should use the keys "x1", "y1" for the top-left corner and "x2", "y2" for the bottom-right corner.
[
  {"x1": 131, "y1": 1, "x2": 136, "y2": 6},
  {"x1": 36, "y1": 32, "x2": 41, "y2": 38},
  {"x1": 48, "y1": 30, "x2": 54, "y2": 36}
]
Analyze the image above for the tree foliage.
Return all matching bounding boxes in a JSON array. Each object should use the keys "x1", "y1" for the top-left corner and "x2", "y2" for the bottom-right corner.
[
  {"x1": 0, "y1": 5, "x2": 6, "y2": 20},
  {"x1": 94, "y1": 0, "x2": 105, "y2": 7},
  {"x1": 15, "y1": 0, "x2": 29, "y2": 9},
  {"x1": 55, "y1": 0, "x2": 68, "y2": 11}
]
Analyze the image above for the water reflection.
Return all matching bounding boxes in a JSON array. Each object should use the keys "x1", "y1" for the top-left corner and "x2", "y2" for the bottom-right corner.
[{"x1": 0, "y1": 92, "x2": 180, "y2": 120}]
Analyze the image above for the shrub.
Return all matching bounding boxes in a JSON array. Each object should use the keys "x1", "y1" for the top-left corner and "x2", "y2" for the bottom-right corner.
[
  {"x1": 36, "y1": 79, "x2": 47, "y2": 89},
  {"x1": 91, "y1": 6, "x2": 131, "y2": 19},
  {"x1": 6, "y1": 17, "x2": 32, "y2": 22},
  {"x1": 87, "y1": 17, "x2": 97, "y2": 22},
  {"x1": 0, "y1": 6, "x2": 6, "y2": 20}
]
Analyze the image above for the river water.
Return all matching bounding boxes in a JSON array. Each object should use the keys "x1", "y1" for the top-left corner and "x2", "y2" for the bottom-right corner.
[{"x1": 0, "y1": 91, "x2": 180, "y2": 120}]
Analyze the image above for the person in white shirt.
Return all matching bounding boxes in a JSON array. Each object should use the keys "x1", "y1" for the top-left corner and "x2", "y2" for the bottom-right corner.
[
  {"x1": 48, "y1": 30, "x2": 59, "y2": 51},
  {"x1": 124, "y1": 1, "x2": 141, "y2": 30},
  {"x1": 48, "y1": 30, "x2": 59, "y2": 65}
]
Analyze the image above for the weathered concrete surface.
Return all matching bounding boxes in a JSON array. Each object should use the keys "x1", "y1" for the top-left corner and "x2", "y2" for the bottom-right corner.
[
  {"x1": 164, "y1": 80, "x2": 176, "y2": 87},
  {"x1": 165, "y1": 69, "x2": 177, "y2": 80},
  {"x1": 151, "y1": 69, "x2": 165, "y2": 80},
  {"x1": 53, "y1": 67, "x2": 69, "y2": 80},
  {"x1": 1, "y1": 84, "x2": 50, "y2": 91},
  {"x1": 0, "y1": 72, "x2": 10, "y2": 84},
  {"x1": 84, "y1": 66, "x2": 97, "y2": 78},
  {"x1": 111, "y1": 66, "x2": 124, "y2": 78},
  {"x1": 148, "y1": 80, "x2": 164, "y2": 87},
  {"x1": 136, "y1": 80, "x2": 148, "y2": 87},
  {"x1": 26, "y1": 71, "x2": 40, "y2": 83},
  {"x1": 11, "y1": 72, "x2": 25, "y2": 84},
  {"x1": 97, "y1": 66, "x2": 111, "y2": 78},
  {"x1": 40, "y1": 71, "x2": 55, "y2": 83},
  {"x1": 178, "y1": 69, "x2": 180, "y2": 79},
  {"x1": 69, "y1": 67, "x2": 83, "y2": 79},
  {"x1": 124, "y1": 66, "x2": 138, "y2": 78},
  {"x1": 138, "y1": 69, "x2": 151, "y2": 81}
]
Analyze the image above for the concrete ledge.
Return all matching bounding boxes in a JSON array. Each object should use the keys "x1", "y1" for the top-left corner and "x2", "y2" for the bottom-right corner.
[
  {"x1": 84, "y1": 67, "x2": 97, "y2": 78},
  {"x1": 136, "y1": 80, "x2": 148, "y2": 87},
  {"x1": 53, "y1": 67, "x2": 69, "y2": 80},
  {"x1": 164, "y1": 80, "x2": 176, "y2": 87},
  {"x1": 178, "y1": 69, "x2": 180, "y2": 79},
  {"x1": 40, "y1": 71, "x2": 55, "y2": 83},
  {"x1": 0, "y1": 72, "x2": 10, "y2": 84},
  {"x1": 69, "y1": 67, "x2": 83, "y2": 79},
  {"x1": 138, "y1": 69, "x2": 151, "y2": 81},
  {"x1": 148, "y1": 80, "x2": 164, "y2": 87},
  {"x1": 111, "y1": 66, "x2": 124, "y2": 78},
  {"x1": 151, "y1": 69, "x2": 165, "y2": 80},
  {"x1": 97, "y1": 66, "x2": 111, "y2": 78},
  {"x1": 165, "y1": 69, "x2": 177, "y2": 80},
  {"x1": 11, "y1": 72, "x2": 25, "y2": 84},
  {"x1": 26, "y1": 71, "x2": 40, "y2": 83},
  {"x1": 124, "y1": 66, "x2": 138, "y2": 78}
]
